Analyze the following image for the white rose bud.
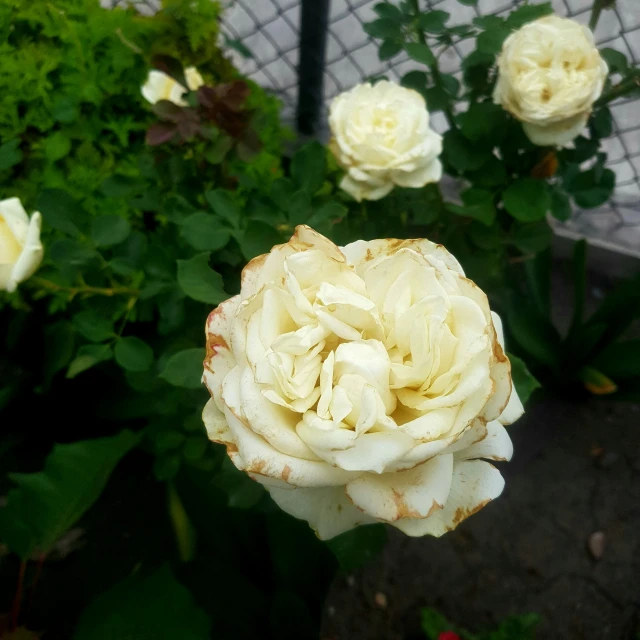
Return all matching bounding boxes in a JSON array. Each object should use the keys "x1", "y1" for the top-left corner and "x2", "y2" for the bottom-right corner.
[
  {"x1": 0, "y1": 197, "x2": 44, "y2": 293},
  {"x1": 141, "y1": 67, "x2": 204, "y2": 106},
  {"x1": 329, "y1": 81, "x2": 443, "y2": 202},
  {"x1": 202, "y1": 226, "x2": 524, "y2": 540},
  {"x1": 493, "y1": 16, "x2": 608, "y2": 147}
]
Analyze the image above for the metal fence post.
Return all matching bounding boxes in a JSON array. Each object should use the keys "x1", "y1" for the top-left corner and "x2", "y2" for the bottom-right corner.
[{"x1": 296, "y1": 0, "x2": 331, "y2": 135}]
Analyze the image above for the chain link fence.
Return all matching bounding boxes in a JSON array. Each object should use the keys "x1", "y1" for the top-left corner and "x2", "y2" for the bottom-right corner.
[
  {"x1": 107, "y1": 0, "x2": 640, "y2": 257},
  {"x1": 223, "y1": 0, "x2": 640, "y2": 257}
]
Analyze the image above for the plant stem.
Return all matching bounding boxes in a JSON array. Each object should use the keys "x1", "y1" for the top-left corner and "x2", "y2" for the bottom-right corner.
[
  {"x1": 32, "y1": 277, "x2": 139, "y2": 299},
  {"x1": 410, "y1": 0, "x2": 456, "y2": 129},
  {"x1": 10, "y1": 560, "x2": 27, "y2": 631},
  {"x1": 26, "y1": 553, "x2": 46, "y2": 614},
  {"x1": 595, "y1": 72, "x2": 640, "y2": 106}
]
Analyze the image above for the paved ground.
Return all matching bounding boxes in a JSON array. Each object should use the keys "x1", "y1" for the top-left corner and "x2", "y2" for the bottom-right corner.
[{"x1": 321, "y1": 394, "x2": 640, "y2": 640}]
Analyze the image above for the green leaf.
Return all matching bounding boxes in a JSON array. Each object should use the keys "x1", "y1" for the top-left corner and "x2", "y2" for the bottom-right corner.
[
  {"x1": 204, "y1": 135, "x2": 233, "y2": 164},
  {"x1": 549, "y1": 187, "x2": 572, "y2": 221},
  {"x1": 425, "y1": 86, "x2": 452, "y2": 112},
  {"x1": 73, "y1": 310, "x2": 115, "y2": 342},
  {"x1": 439, "y1": 73, "x2": 459, "y2": 97},
  {"x1": 443, "y1": 129, "x2": 493, "y2": 172},
  {"x1": 477, "y1": 27, "x2": 510, "y2": 54},
  {"x1": 91, "y1": 215, "x2": 131, "y2": 247},
  {"x1": 364, "y1": 18, "x2": 401, "y2": 39},
  {"x1": 160, "y1": 348, "x2": 205, "y2": 389},
  {"x1": 447, "y1": 188, "x2": 496, "y2": 226},
  {"x1": 578, "y1": 366, "x2": 618, "y2": 395},
  {"x1": 240, "y1": 221, "x2": 283, "y2": 261},
  {"x1": 406, "y1": 42, "x2": 436, "y2": 65},
  {"x1": 524, "y1": 248, "x2": 552, "y2": 316},
  {"x1": 223, "y1": 36, "x2": 253, "y2": 59},
  {"x1": 421, "y1": 607, "x2": 457, "y2": 639},
  {"x1": 417, "y1": 10, "x2": 449, "y2": 33},
  {"x1": 467, "y1": 156, "x2": 508, "y2": 188},
  {"x1": 0, "y1": 139, "x2": 23, "y2": 171},
  {"x1": 401, "y1": 70, "x2": 428, "y2": 94},
  {"x1": 66, "y1": 344, "x2": 113, "y2": 379},
  {"x1": 326, "y1": 524, "x2": 387, "y2": 572},
  {"x1": 307, "y1": 201, "x2": 348, "y2": 229},
  {"x1": 291, "y1": 141, "x2": 326, "y2": 195},
  {"x1": 205, "y1": 189, "x2": 241, "y2": 230},
  {"x1": 457, "y1": 102, "x2": 506, "y2": 141},
  {"x1": 49, "y1": 239, "x2": 96, "y2": 267},
  {"x1": 589, "y1": 106, "x2": 613, "y2": 139},
  {"x1": 182, "y1": 436, "x2": 207, "y2": 461},
  {"x1": 73, "y1": 566, "x2": 211, "y2": 640},
  {"x1": 101, "y1": 175, "x2": 146, "y2": 198},
  {"x1": 503, "y1": 178, "x2": 550, "y2": 222},
  {"x1": 35, "y1": 189, "x2": 85, "y2": 237},
  {"x1": 52, "y1": 97, "x2": 79, "y2": 123},
  {"x1": 0, "y1": 431, "x2": 138, "y2": 558},
  {"x1": 457, "y1": 0, "x2": 477, "y2": 4},
  {"x1": 567, "y1": 168, "x2": 615, "y2": 209},
  {"x1": 379, "y1": 38, "x2": 403, "y2": 60},
  {"x1": 593, "y1": 340, "x2": 640, "y2": 380},
  {"x1": 115, "y1": 337, "x2": 154, "y2": 372},
  {"x1": 180, "y1": 212, "x2": 230, "y2": 252},
  {"x1": 506, "y1": 300, "x2": 559, "y2": 368},
  {"x1": 177, "y1": 253, "x2": 226, "y2": 304},
  {"x1": 600, "y1": 47, "x2": 629, "y2": 75},
  {"x1": 373, "y1": 2, "x2": 404, "y2": 22},
  {"x1": 505, "y1": 2, "x2": 552, "y2": 29},
  {"x1": 154, "y1": 430, "x2": 186, "y2": 454},
  {"x1": 43, "y1": 132, "x2": 72, "y2": 162},
  {"x1": 511, "y1": 220, "x2": 553, "y2": 253}
]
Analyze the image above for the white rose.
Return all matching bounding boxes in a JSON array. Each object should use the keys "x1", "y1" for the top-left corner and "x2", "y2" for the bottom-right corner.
[
  {"x1": 329, "y1": 81, "x2": 443, "y2": 202},
  {"x1": 202, "y1": 226, "x2": 523, "y2": 540},
  {"x1": 0, "y1": 198, "x2": 43, "y2": 293},
  {"x1": 493, "y1": 16, "x2": 608, "y2": 146},
  {"x1": 141, "y1": 67, "x2": 204, "y2": 106}
]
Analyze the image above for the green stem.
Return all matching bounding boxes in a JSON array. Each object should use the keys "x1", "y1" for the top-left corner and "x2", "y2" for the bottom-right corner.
[
  {"x1": 410, "y1": 0, "x2": 456, "y2": 129},
  {"x1": 595, "y1": 72, "x2": 640, "y2": 106},
  {"x1": 10, "y1": 560, "x2": 27, "y2": 631},
  {"x1": 32, "y1": 277, "x2": 139, "y2": 299}
]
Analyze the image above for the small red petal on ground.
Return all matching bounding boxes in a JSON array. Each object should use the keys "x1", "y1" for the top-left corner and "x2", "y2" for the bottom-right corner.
[{"x1": 438, "y1": 632, "x2": 461, "y2": 640}]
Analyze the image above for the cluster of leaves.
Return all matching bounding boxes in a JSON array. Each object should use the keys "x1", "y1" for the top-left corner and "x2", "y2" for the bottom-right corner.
[
  {"x1": 504, "y1": 240, "x2": 640, "y2": 399},
  {"x1": 362, "y1": 0, "x2": 639, "y2": 293},
  {"x1": 421, "y1": 607, "x2": 539, "y2": 640}
]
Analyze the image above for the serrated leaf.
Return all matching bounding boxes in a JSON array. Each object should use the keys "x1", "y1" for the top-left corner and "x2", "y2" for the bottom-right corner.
[
  {"x1": 101, "y1": 175, "x2": 146, "y2": 198},
  {"x1": 589, "y1": 106, "x2": 613, "y2": 139},
  {"x1": 373, "y1": 2, "x2": 404, "y2": 22},
  {"x1": 0, "y1": 431, "x2": 139, "y2": 558},
  {"x1": 503, "y1": 178, "x2": 550, "y2": 221},
  {"x1": 205, "y1": 189, "x2": 241, "y2": 230},
  {"x1": 180, "y1": 212, "x2": 230, "y2": 252},
  {"x1": 443, "y1": 129, "x2": 493, "y2": 172},
  {"x1": 477, "y1": 27, "x2": 510, "y2": 55},
  {"x1": 505, "y1": 2, "x2": 552, "y2": 29},
  {"x1": 405, "y1": 42, "x2": 436, "y2": 65},
  {"x1": 66, "y1": 344, "x2": 113, "y2": 379},
  {"x1": 364, "y1": 17, "x2": 401, "y2": 39},
  {"x1": 291, "y1": 141, "x2": 326, "y2": 194},
  {"x1": 160, "y1": 348, "x2": 205, "y2": 389},
  {"x1": 35, "y1": 189, "x2": 85, "y2": 237},
  {"x1": 600, "y1": 47, "x2": 629, "y2": 74},
  {"x1": 177, "y1": 253, "x2": 226, "y2": 304},
  {"x1": 550, "y1": 186, "x2": 572, "y2": 221},
  {"x1": 91, "y1": 215, "x2": 131, "y2": 247},
  {"x1": 457, "y1": 102, "x2": 506, "y2": 141},
  {"x1": 401, "y1": 70, "x2": 428, "y2": 93},
  {"x1": 568, "y1": 168, "x2": 615, "y2": 209},
  {"x1": 73, "y1": 566, "x2": 211, "y2": 640},
  {"x1": 511, "y1": 220, "x2": 553, "y2": 253},
  {"x1": 115, "y1": 337, "x2": 154, "y2": 372}
]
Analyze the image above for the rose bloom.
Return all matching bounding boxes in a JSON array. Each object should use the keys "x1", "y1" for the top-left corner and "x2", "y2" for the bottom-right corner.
[
  {"x1": 202, "y1": 226, "x2": 523, "y2": 539},
  {"x1": 0, "y1": 198, "x2": 43, "y2": 293},
  {"x1": 493, "y1": 15, "x2": 608, "y2": 146},
  {"x1": 329, "y1": 81, "x2": 442, "y2": 202},
  {"x1": 141, "y1": 67, "x2": 204, "y2": 106}
]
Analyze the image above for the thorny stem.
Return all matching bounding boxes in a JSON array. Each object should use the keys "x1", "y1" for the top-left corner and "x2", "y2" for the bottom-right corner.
[
  {"x1": 410, "y1": 0, "x2": 456, "y2": 129},
  {"x1": 10, "y1": 560, "x2": 27, "y2": 631},
  {"x1": 32, "y1": 277, "x2": 139, "y2": 300}
]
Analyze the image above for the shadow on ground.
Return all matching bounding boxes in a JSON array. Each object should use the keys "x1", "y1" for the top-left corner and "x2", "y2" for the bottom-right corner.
[{"x1": 321, "y1": 395, "x2": 640, "y2": 640}]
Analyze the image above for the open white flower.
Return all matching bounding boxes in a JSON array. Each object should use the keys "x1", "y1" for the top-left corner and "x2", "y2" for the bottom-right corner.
[
  {"x1": 202, "y1": 226, "x2": 523, "y2": 539},
  {"x1": 329, "y1": 81, "x2": 442, "y2": 201},
  {"x1": 141, "y1": 67, "x2": 204, "y2": 106},
  {"x1": 493, "y1": 15, "x2": 608, "y2": 146},
  {"x1": 0, "y1": 197, "x2": 43, "y2": 293}
]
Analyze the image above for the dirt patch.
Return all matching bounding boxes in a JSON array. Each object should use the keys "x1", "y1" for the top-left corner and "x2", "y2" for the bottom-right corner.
[{"x1": 322, "y1": 396, "x2": 640, "y2": 640}]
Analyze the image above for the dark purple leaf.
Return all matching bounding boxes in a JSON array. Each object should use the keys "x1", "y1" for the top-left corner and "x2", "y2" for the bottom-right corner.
[
  {"x1": 151, "y1": 55, "x2": 188, "y2": 89},
  {"x1": 151, "y1": 100, "x2": 184, "y2": 123},
  {"x1": 146, "y1": 123, "x2": 176, "y2": 146}
]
